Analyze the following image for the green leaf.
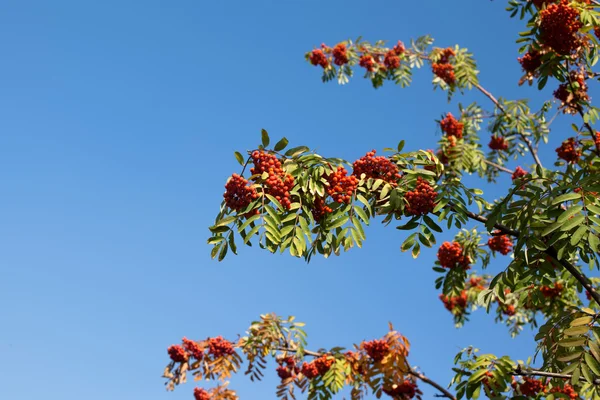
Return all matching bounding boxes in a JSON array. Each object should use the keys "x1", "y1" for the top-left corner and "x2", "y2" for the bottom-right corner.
[
  {"x1": 412, "y1": 241, "x2": 421, "y2": 259},
  {"x1": 571, "y1": 316, "x2": 593, "y2": 327},
  {"x1": 234, "y1": 151, "x2": 245, "y2": 166},
  {"x1": 214, "y1": 215, "x2": 236, "y2": 227},
  {"x1": 558, "y1": 337, "x2": 587, "y2": 347},
  {"x1": 327, "y1": 216, "x2": 349, "y2": 230},
  {"x1": 273, "y1": 137, "x2": 289, "y2": 151},
  {"x1": 552, "y1": 192, "x2": 582, "y2": 205},
  {"x1": 397, "y1": 140, "x2": 405, "y2": 152},
  {"x1": 571, "y1": 225, "x2": 588, "y2": 246},
  {"x1": 557, "y1": 351, "x2": 583, "y2": 362},
  {"x1": 589, "y1": 233, "x2": 600, "y2": 252},
  {"x1": 423, "y1": 215, "x2": 443, "y2": 233},
  {"x1": 558, "y1": 206, "x2": 583, "y2": 223},
  {"x1": 561, "y1": 215, "x2": 586, "y2": 232},
  {"x1": 261, "y1": 129, "x2": 270, "y2": 147},
  {"x1": 284, "y1": 146, "x2": 310, "y2": 157},
  {"x1": 354, "y1": 206, "x2": 370, "y2": 225},
  {"x1": 585, "y1": 353, "x2": 600, "y2": 376},
  {"x1": 564, "y1": 326, "x2": 590, "y2": 336},
  {"x1": 589, "y1": 341, "x2": 600, "y2": 363}
]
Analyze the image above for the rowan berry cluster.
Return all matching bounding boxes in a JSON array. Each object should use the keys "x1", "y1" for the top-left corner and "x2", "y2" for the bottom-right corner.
[
  {"x1": 440, "y1": 113, "x2": 464, "y2": 139},
  {"x1": 251, "y1": 150, "x2": 295, "y2": 209},
  {"x1": 404, "y1": 177, "x2": 437, "y2": 216},
  {"x1": 359, "y1": 54, "x2": 376, "y2": 72},
  {"x1": 392, "y1": 41, "x2": 405, "y2": 56},
  {"x1": 512, "y1": 166, "x2": 527, "y2": 180},
  {"x1": 352, "y1": 150, "x2": 401, "y2": 184},
  {"x1": 363, "y1": 339, "x2": 390, "y2": 362},
  {"x1": 311, "y1": 196, "x2": 333, "y2": 222},
  {"x1": 384, "y1": 50, "x2": 400, "y2": 70},
  {"x1": 382, "y1": 380, "x2": 418, "y2": 399},
  {"x1": 487, "y1": 232, "x2": 513, "y2": 255},
  {"x1": 437, "y1": 241, "x2": 470, "y2": 269},
  {"x1": 276, "y1": 357, "x2": 299, "y2": 380},
  {"x1": 193, "y1": 388, "x2": 211, "y2": 400},
  {"x1": 469, "y1": 277, "x2": 485, "y2": 291},
  {"x1": 325, "y1": 166, "x2": 359, "y2": 204},
  {"x1": 595, "y1": 131, "x2": 600, "y2": 151},
  {"x1": 207, "y1": 336, "x2": 235, "y2": 358},
  {"x1": 439, "y1": 291, "x2": 468, "y2": 311},
  {"x1": 540, "y1": 282, "x2": 564, "y2": 298},
  {"x1": 488, "y1": 136, "x2": 509, "y2": 151},
  {"x1": 553, "y1": 71, "x2": 588, "y2": 114},
  {"x1": 301, "y1": 356, "x2": 333, "y2": 379},
  {"x1": 168, "y1": 344, "x2": 189, "y2": 363},
  {"x1": 309, "y1": 49, "x2": 328, "y2": 68},
  {"x1": 432, "y1": 48, "x2": 456, "y2": 85},
  {"x1": 518, "y1": 49, "x2": 542, "y2": 75},
  {"x1": 223, "y1": 174, "x2": 259, "y2": 212},
  {"x1": 502, "y1": 304, "x2": 516, "y2": 316},
  {"x1": 182, "y1": 337, "x2": 204, "y2": 360},
  {"x1": 512, "y1": 377, "x2": 546, "y2": 397},
  {"x1": 332, "y1": 43, "x2": 349, "y2": 66},
  {"x1": 550, "y1": 384, "x2": 579, "y2": 399},
  {"x1": 555, "y1": 137, "x2": 581, "y2": 163},
  {"x1": 539, "y1": 0, "x2": 583, "y2": 55}
]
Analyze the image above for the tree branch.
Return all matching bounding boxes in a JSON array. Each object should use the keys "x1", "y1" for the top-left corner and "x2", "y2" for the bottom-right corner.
[
  {"x1": 513, "y1": 365, "x2": 600, "y2": 385},
  {"x1": 408, "y1": 370, "x2": 457, "y2": 400},
  {"x1": 483, "y1": 159, "x2": 514, "y2": 175}
]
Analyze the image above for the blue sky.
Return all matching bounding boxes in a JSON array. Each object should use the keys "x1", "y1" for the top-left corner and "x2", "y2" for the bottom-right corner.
[{"x1": 0, "y1": 1, "x2": 583, "y2": 399}]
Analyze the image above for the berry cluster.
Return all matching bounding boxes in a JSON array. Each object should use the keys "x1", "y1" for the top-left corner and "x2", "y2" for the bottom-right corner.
[
  {"x1": 325, "y1": 166, "x2": 359, "y2": 204},
  {"x1": 439, "y1": 291, "x2": 468, "y2": 312},
  {"x1": 512, "y1": 166, "x2": 527, "y2": 180},
  {"x1": 384, "y1": 50, "x2": 400, "y2": 70},
  {"x1": 518, "y1": 49, "x2": 542, "y2": 75},
  {"x1": 276, "y1": 357, "x2": 299, "y2": 380},
  {"x1": 359, "y1": 54, "x2": 376, "y2": 72},
  {"x1": 539, "y1": 0, "x2": 583, "y2": 55},
  {"x1": 224, "y1": 174, "x2": 259, "y2": 212},
  {"x1": 251, "y1": 150, "x2": 295, "y2": 209},
  {"x1": 182, "y1": 337, "x2": 204, "y2": 360},
  {"x1": 550, "y1": 384, "x2": 579, "y2": 399},
  {"x1": 193, "y1": 388, "x2": 211, "y2": 400},
  {"x1": 432, "y1": 48, "x2": 456, "y2": 85},
  {"x1": 469, "y1": 277, "x2": 485, "y2": 291},
  {"x1": 404, "y1": 177, "x2": 437, "y2": 216},
  {"x1": 363, "y1": 339, "x2": 390, "y2": 362},
  {"x1": 555, "y1": 137, "x2": 581, "y2": 164},
  {"x1": 437, "y1": 241, "x2": 470, "y2": 269},
  {"x1": 540, "y1": 282, "x2": 564, "y2": 298},
  {"x1": 352, "y1": 150, "x2": 401, "y2": 184},
  {"x1": 440, "y1": 113, "x2": 464, "y2": 139},
  {"x1": 332, "y1": 43, "x2": 349, "y2": 66},
  {"x1": 553, "y1": 71, "x2": 589, "y2": 114},
  {"x1": 208, "y1": 336, "x2": 235, "y2": 358},
  {"x1": 382, "y1": 380, "x2": 418, "y2": 399},
  {"x1": 392, "y1": 41, "x2": 405, "y2": 56},
  {"x1": 502, "y1": 304, "x2": 516, "y2": 316},
  {"x1": 311, "y1": 196, "x2": 333, "y2": 222},
  {"x1": 309, "y1": 49, "x2": 328, "y2": 68},
  {"x1": 301, "y1": 356, "x2": 333, "y2": 379},
  {"x1": 596, "y1": 131, "x2": 600, "y2": 152},
  {"x1": 487, "y1": 232, "x2": 513, "y2": 255},
  {"x1": 167, "y1": 344, "x2": 189, "y2": 363},
  {"x1": 512, "y1": 377, "x2": 546, "y2": 397},
  {"x1": 488, "y1": 136, "x2": 509, "y2": 151}
]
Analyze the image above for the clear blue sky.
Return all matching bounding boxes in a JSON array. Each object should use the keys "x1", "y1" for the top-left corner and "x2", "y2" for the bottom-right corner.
[{"x1": 0, "y1": 1, "x2": 582, "y2": 399}]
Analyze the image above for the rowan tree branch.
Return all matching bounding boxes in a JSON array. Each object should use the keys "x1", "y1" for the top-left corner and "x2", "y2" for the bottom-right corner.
[
  {"x1": 483, "y1": 159, "x2": 514, "y2": 175},
  {"x1": 513, "y1": 365, "x2": 600, "y2": 385}
]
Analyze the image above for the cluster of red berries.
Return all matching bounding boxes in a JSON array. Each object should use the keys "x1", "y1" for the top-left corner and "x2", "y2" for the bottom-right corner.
[
  {"x1": 518, "y1": 49, "x2": 542, "y2": 75},
  {"x1": 325, "y1": 166, "x2": 359, "y2": 204},
  {"x1": 352, "y1": 150, "x2": 401, "y2": 184},
  {"x1": 276, "y1": 357, "x2": 299, "y2": 380},
  {"x1": 540, "y1": 282, "x2": 564, "y2": 298},
  {"x1": 440, "y1": 113, "x2": 464, "y2": 139},
  {"x1": 384, "y1": 50, "x2": 401, "y2": 70},
  {"x1": 437, "y1": 241, "x2": 470, "y2": 269},
  {"x1": 224, "y1": 174, "x2": 259, "y2": 212},
  {"x1": 332, "y1": 43, "x2": 349, "y2": 66},
  {"x1": 207, "y1": 336, "x2": 235, "y2": 358},
  {"x1": 469, "y1": 277, "x2": 485, "y2": 291},
  {"x1": 363, "y1": 339, "x2": 390, "y2": 362},
  {"x1": 193, "y1": 388, "x2": 211, "y2": 400},
  {"x1": 512, "y1": 166, "x2": 527, "y2": 180},
  {"x1": 359, "y1": 54, "x2": 376, "y2": 72},
  {"x1": 301, "y1": 356, "x2": 333, "y2": 379},
  {"x1": 555, "y1": 137, "x2": 581, "y2": 164},
  {"x1": 251, "y1": 150, "x2": 295, "y2": 209},
  {"x1": 432, "y1": 48, "x2": 456, "y2": 85},
  {"x1": 539, "y1": 0, "x2": 583, "y2": 55},
  {"x1": 488, "y1": 136, "x2": 509, "y2": 151},
  {"x1": 553, "y1": 71, "x2": 589, "y2": 114},
  {"x1": 309, "y1": 49, "x2": 329, "y2": 68},
  {"x1": 168, "y1": 344, "x2": 189, "y2": 363},
  {"x1": 550, "y1": 384, "x2": 579, "y2": 399},
  {"x1": 382, "y1": 380, "x2": 418, "y2": 399},
  {"x1": 311, "y1": 196, "x2": 333, "y2": 222},
  {"x1": 488, "y1": 232, "x2": 513, "y2": 255},
  {"x1": 502, "y1": 304, "x2": 516, "y2": 316},
  {"x1": 439, "y1": 290, "x2": 468, "y2": 311},
  {"x1": 595, "y1": 131, "x2": 600, "y2": 152},
  {"x1": 183, "y1": 337, "x2": 204, "y2": 360},
  {"x1": 404, "y1": 177, "x2": 437, "y2": 216},
  {"x1": 512, "y1": 377, "x2": 546, "y2": 397}
]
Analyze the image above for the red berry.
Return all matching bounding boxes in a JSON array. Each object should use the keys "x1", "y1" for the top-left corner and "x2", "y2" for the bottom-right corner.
[
  {"x1": 224, "y1": 174, "x2": 259, "y2": 212},
  {"x1": 251, "y1": 151, "x2": 294, "y2": 209},
  {"x1": 352, "y1": 150, "x2": 401, "y2": 184},
  {"x1": 517, "y1": 377, "x2": 546, "y2": 397},
  {"x1": 384, "y1": 50, "x2": 400, "y2": 70},
  {"x1": 363, "y1": 339, "x2": 390, "y2": 362},
  {"x1": 488, "y1": 232, "x2": 513, "y2": 255},
  {"x1": 182, "y1": 338, "x2": 204, "y2": 360},
  {"x1": 207, "y1": 336, "x2": 235, "y2": 358},
  {"x1": 488, "y1": 136, "x2": 509, "y2": 151},
  {"x1": 404, "y1": 177, "x2": 437, "y2": 216},
  {"x1": 512, "y1": 166, "x2": 527, "y2": 180},
  {"x1": 392, "y1": 41, "x2": 405, "y2": 56},
  {"x1": 309, "y1": 49, "x2": 328, "y2": 68},
  {"x1": 437, "y1": 241, "x2": 470, "y2": 269},
  {"x1": 359, "y1": 54, "x2": 376, "y2": 72},
  {"x1": 168, "y1": 345, "x2": 188, "y2": 363},
  {"x1": 440, "y1": 113, "x2": 464, "y2": 139},
  {"x1": 300, "y1": 362, "x2": 319, "y2": 379},
  {"x1": 539, "y1": 0, "x2": 583, "y2": 55},
  {"x1": 556, "y1": 137, "x2": 581, "y2": 164},
  {"x1": 332, "y1": 43, "x2": 349, "y2": 66},
  {"x1": 325, "y1": 166, "x2": 358, "y2": 204},
  {"x1": 553, "y1": 71, "x2": 588, "y2": 114},
  {"x1": 432, "y1": 63, "x2": 455, "y2": 85},
  {"x1": 540, "y1": 282, "x2": 564, "y2": 298},
  {"x1": 383, "y1": 380, "x2": 418, "y2": 399},
  {"x1": 518, "y1": 49, "x2": 542, "y2": 75},
  {"x1": 193, "y1": 388, "x2": 211, "y2": 400}
]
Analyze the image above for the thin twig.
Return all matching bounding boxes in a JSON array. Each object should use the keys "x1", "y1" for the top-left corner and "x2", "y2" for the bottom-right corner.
[
  {"x1": 408, "y1": 370, "x2": 457, "y2": 400},
  {"x1": 483, "y1": 159, "x2": 513, "y2": 175}
]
